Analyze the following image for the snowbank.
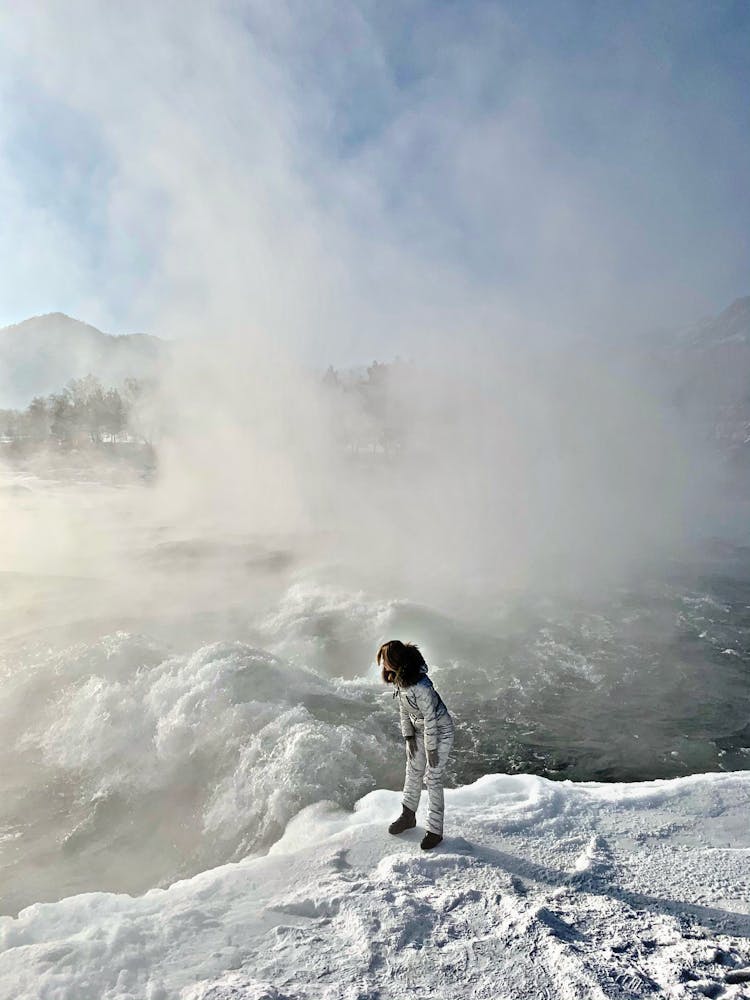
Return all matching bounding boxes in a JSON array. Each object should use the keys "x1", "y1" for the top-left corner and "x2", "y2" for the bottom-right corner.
[{"x1": 1, "y1": 770, "x2": 749, "y2": 999}]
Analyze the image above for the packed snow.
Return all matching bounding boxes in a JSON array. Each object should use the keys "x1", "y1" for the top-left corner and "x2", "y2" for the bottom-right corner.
[{"x1": 1, "y1": 770, "x2": 749, "y2": 999}]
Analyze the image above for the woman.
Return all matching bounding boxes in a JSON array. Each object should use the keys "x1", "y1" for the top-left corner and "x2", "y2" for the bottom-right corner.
[{"x1": 378, "y1": 639, "x2": 454, "y2": 850}]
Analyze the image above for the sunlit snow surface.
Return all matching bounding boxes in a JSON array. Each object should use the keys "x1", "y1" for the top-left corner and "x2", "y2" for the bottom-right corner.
[{"x1": 1, "y1": 771, "x2": 750, "y2": 999}]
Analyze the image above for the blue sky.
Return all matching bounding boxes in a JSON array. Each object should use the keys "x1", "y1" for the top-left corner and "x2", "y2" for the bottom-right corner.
[{"x1": 0, "y1": 0, "x2": 747, "y2": 356}]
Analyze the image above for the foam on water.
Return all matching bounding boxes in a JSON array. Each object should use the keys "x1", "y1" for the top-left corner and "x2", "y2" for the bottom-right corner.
[
  {"x1": 3, "y1": 560, "x2": 749, "y2": 913},
  {"x1": 0, "y1": 632, "x2": 398, "y2": 911}
]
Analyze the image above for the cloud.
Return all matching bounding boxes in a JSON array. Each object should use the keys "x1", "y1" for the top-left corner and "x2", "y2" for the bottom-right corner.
[{"x1": 0, "y1": 1, "x2": 747, "y2": 348}]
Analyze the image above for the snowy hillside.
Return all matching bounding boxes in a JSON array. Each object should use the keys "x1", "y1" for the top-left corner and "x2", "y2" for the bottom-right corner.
[
  {"x1": 1, "y1": 770, "x2": 749, "y2": 1000},
  {"x1": 658, "y1": 298, "x2": 750, "y2": 468},
  {"x1": 0, "y1": 313, "x2": 166, "y2": 407},
  {"x1": 679, "y1": 298, "x2": 750, "y2": 349}
]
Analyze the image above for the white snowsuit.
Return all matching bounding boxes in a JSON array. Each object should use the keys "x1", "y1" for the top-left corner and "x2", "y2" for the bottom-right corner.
[{"x1": 397, "y1": 669, "x2": 454, "y2": 835}]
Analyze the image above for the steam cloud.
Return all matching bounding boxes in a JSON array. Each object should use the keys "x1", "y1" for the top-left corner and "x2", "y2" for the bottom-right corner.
[
  {"x1": 0, "y1": 0, "x2": 747, "y2": 914},
  {"x1": 1, "y1": 2, "x2": 742, "y2": 603}
]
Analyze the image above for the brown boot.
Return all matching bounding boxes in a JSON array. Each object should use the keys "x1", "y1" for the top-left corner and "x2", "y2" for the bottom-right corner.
[{"x1": 388, "y1": 806, "x2": 416, "y2": 835}]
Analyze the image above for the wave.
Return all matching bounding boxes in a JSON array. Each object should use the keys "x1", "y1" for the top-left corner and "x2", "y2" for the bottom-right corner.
[
  {"x1": 1, "y1": 632, "x2": 396, "y2": 912},
  {"x1": 2, "y1": 568, "x2": 749, "y2": 913}
]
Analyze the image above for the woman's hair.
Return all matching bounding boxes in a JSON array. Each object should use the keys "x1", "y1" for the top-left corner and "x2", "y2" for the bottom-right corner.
[{"x1": 377, "y1": 640, "x2": 426, "y2": 687}]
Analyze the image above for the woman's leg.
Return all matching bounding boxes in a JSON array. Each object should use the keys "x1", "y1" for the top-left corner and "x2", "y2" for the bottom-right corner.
[
  {"x1": 425, "y1": 728, "x2": 454, "y2": 835},
  {"x1": 402, "y1": 731, "x2": 426, "y2": 814}
]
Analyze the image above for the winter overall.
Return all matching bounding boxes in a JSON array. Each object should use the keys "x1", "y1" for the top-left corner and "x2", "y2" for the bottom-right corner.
[{"x1": 397, "y1": 671, "x2": 454, "y2": 835}]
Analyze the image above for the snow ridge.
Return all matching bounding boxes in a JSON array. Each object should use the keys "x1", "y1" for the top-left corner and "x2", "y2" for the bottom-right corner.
[{"x1": 1, "y1": 772, "x2": 749, "y2": 999}]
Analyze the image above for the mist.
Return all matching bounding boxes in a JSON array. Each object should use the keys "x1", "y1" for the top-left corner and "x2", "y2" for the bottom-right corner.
[
  {"x1": 2, "y1": 1, "x2": 743, "y2": 599},
  {"x1": 1, "y1": 1, "x2": 748, "y2": 916}
]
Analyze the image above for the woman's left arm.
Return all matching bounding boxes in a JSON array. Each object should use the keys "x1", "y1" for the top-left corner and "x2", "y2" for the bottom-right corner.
[
  {"x1": 399, "y1": 691, "x2": 416, "y2": 739},
  {"x1": 414, "y1": 682, "x2": 438, "y2": 754}
]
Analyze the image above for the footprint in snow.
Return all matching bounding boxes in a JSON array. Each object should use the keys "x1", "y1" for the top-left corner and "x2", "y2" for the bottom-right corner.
[
  {"x1": 568, "y1": 834, "x2": 615, "y2": 882},
  {"x1": 510, "y1": 875, "x2": 528, "y2": 896},
  {"x1": 326, "y1": 848, "x2": 352, "y2": 872},
  {"x1": 534, "y1": 906, "x2": 585, "y2": 943}
]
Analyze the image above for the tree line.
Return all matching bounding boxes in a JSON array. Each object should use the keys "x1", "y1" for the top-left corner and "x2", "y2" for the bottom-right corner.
[
  {"x1": 0, "y1": 375, "x2": 154, "y2": 451},
  {"x1": 0, "y1": 359, "x2": 416, "y2": 461},
  {"x1": 321, "y1": 357, "x2": 417, "y2": 456}
]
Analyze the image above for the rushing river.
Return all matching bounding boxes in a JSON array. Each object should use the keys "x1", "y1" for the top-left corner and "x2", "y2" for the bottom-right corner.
[{"x1": 1, "y1": 474, "x2": 748, "y2": 915}]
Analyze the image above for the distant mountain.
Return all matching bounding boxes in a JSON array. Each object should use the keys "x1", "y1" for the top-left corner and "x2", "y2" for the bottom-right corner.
[
  {"x1": 669, "y1": 298, "x2": 750, "y2": 409},
  {"x1": 0, "y1": 313, "x2": 168, "y2": 407},
  {"x1": 675, "y1": 296, "x2": 750, "y2": 349},
  {"x1": 652, "y1": 297, "x2": 750, "y2": 468}
]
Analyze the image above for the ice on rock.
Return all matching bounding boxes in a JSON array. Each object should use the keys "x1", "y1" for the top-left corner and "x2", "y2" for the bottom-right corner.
[{"x1": 202, "y1": 705, "x2": 384, "y2": 847}]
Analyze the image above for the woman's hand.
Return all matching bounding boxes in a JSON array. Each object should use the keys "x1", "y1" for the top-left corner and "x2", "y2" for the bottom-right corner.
[
  {"x1": 427, "y1": 749, "x2": 439, "y2": 768},
  {"x1": 405, "y1": 735, "x2": 417, "y2": 760}
]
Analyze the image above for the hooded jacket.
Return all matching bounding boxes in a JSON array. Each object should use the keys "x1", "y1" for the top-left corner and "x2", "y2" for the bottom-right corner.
[{"x1": 396, "y1": 666, "x2": 452, "y2": 752}]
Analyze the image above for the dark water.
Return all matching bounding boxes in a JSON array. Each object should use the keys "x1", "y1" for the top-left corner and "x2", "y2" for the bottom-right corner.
[{"x1": 438, "y1": 550, "x2": 750, "y2": 785}]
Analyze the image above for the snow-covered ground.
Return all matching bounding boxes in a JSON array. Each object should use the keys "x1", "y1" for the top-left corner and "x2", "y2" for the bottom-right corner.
[{"x1": 1, "y1": 770, "x2": 749, "y2": 1000}]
